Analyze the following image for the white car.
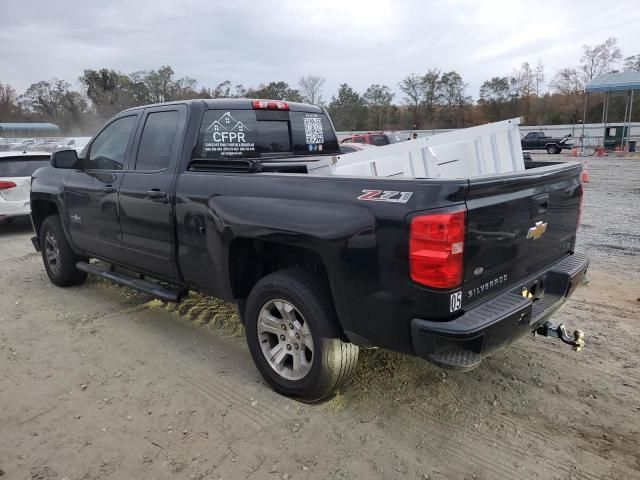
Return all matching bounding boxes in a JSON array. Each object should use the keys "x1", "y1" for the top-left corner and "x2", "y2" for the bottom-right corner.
[
  {"x1": 9, "y1": 138, "x2": 36, "y2": 151},
  {"x1": 56, "y1": 137, "x2": 92, "y2": 155},
  {"x1": 0, "y1": 151, "x2": 51, "y2": 223},
  {"x1": 339, "y1": 142, "x2": 377, "y2": 154}
]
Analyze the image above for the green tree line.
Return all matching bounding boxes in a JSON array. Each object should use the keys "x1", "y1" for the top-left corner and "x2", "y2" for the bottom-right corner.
[{"x1": 0, "y1": 37, "x2": 638, "y2": 135}]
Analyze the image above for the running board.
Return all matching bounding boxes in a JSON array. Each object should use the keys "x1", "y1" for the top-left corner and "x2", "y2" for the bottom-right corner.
[{"x1": 76, "y1": 262, "x2": 186, "y2": 302}]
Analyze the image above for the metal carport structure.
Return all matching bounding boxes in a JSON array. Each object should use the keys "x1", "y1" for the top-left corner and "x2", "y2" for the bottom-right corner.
[
  {"x1": 0, "y1": 122, "x2": 60, "y2": 137},
  {"x1": 582, "y1": 71, "x2": 640, "y2": 153}
]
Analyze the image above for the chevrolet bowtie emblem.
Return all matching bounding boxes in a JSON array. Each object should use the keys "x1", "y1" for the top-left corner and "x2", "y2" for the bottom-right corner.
[{"x1": 527, "y1": 221, "x2": 548, "y2": 240}]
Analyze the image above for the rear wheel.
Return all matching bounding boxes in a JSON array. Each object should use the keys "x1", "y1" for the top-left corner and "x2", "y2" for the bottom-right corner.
[
  {"x1": 244, "y1": 269, "x2": 359, "y2": 402},
  {"x1": 546, "y1": 144, "x2": 559, "y2": 154},
  {"x1": 40, "y1": 215, "x2": 88, "y2": 287}
]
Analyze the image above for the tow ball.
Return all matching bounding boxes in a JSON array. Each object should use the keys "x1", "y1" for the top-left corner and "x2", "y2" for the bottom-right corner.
[{"x1": 535, "y1": 322, "x2": 585, "y2": 352}]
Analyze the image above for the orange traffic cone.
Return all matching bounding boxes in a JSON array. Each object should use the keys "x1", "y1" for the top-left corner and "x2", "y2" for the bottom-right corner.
[{"x1": 580, "y1": 160, "x2": 590, "y2": 183}]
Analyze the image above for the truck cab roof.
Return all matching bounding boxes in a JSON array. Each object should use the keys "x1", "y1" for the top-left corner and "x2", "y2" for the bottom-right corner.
[{"x1": 121, "y1": 98, "x2": 324, "y2": 114}]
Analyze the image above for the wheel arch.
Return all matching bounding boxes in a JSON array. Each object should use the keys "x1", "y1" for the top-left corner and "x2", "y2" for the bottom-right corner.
[
  {"x1": 228, "y1": 238, "x2": 345, "y2": 335},
  {"x1": 31, "y1": 199, "x2": 60, "y2": 235}
]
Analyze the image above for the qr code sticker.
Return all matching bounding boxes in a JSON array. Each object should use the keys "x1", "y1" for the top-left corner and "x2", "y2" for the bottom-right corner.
[{"x1": 304, "y1": 117, "x2": 324, "y2": 144}]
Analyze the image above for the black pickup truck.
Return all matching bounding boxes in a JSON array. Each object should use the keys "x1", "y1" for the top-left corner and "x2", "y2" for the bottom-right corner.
[
  {"x1": 30, "y1": 99, "x2": 588, "y2": 401},
  {"x1": 521, "y1": 131, "x2": 573, "y2": 154}
]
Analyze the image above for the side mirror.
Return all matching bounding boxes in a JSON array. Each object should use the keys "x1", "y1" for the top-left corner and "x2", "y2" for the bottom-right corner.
[{"x1": 51, "y1": 149, "x2": 79, "y2": 169}]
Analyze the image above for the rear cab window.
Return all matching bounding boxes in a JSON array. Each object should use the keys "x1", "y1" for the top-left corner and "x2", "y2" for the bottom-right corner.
[
  {"x1": 369, "y1": 134, "x2": 389, "y2": 146},
  {"x1": 193, "y1": 108, "x2": 339, "y2": 162},
  {"x1": 386, "y1": 133, "x2": 405, "y2": 144},
  {"x1": 0, "y1": 155, "x2": 51, "y2": 177}
]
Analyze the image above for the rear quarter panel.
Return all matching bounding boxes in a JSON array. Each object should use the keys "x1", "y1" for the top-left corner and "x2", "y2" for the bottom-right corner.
[{"x1": 175, "y1": 171, "x2": 467, "y2": 352}]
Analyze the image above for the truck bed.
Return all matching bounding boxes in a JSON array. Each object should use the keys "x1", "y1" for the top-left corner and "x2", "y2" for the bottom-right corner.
[{"x1": 308, "y1": 118, "x2": 525, "y2": 179}]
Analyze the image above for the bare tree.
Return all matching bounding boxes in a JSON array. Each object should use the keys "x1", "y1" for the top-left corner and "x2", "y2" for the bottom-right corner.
[
  {"x1": 211, "y1": 80, "x2": 232, "y2": 98},
  {"x1": 297, "y1": 75, "x2": 325, "y2": 105},
  {"x1": 534, "y1": 60, "x2": 545, "y2": 124},
  {"x1": 623, "y1": 54, "x2": 640, "y2": 72},
  {"x1": 549, "y1": 68, "x2": 583, "y2": 95},
  {"x1": 398, "y1": 73, "x2": 424, "y2": 128},
  {"x1": 579, "y1": 37, "x2": 622, "y2": 82},
  {"x1": 534, "y1": 60, "x2": 545, "y2": 97},
  {"x1": 478, "y1": 77, "x2": 510, "y2": 121},
  {"x1": 363, "y1": 84, "x2": 394, "y2": 130},
  {"x1": 510, "y1": 62, "x2": 539, "y2": 122},
  {"x1": 549, "y1": 68, "x2": 584, "y2": 122},
  {"x1": 0, "y1": 82, "x2": 22, "y2": 121},
  {"x1": 436, "y1": 71, "x2": 471, "y2": 128},
  {"x1": 510, "y1": 62, "x2": 535, "y2": 98},
  {"x1": 422, "y1": 69, "x2": 441, "y2": 127}
]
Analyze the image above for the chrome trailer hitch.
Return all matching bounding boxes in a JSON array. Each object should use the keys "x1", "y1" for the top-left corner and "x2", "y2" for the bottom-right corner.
[{"x1": 535, "y1": 322, "x2": 585, "y2": 352}]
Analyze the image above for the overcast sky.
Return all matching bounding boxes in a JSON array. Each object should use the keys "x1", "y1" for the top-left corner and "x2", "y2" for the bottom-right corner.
[{"x1": 2, "y1": 0, "x2": 639, "y2": 101}]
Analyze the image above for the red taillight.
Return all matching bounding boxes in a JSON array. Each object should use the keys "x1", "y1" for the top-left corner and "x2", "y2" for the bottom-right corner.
[
  {"x1": 0, "y1": 180, "x2": 17, "y2": 190},
  {"x1": 409, "y1": 209, "x2": 466, "y2": 289},
  {"x1": 577, "y1": 184, "x2": 584, "y2": 229},
  {"x1": 252, "y1": 100, "x2": 289, "y2": 110}
]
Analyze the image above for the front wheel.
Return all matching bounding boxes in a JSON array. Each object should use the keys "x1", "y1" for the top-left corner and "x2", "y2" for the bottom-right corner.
[
  {"x1": 546, "y1": 144, "x2": 559, "y2": 154},
  {"x1": 40, "y1": 215, "x2": 88, "y2": 287},
  {"x1": 244, "y1": 269, "x2": 359, "y2": 402}
]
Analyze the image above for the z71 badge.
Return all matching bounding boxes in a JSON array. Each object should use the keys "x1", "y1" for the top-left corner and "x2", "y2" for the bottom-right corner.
[{"x1": 357, "y1": 190, "x2": 413, "y2": 203}]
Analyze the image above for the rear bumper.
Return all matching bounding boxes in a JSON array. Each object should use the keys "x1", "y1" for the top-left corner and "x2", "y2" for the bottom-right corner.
[
  {"x1": 0, "y1": 199, "x2": 30, "y2": 221},
  {"x1": 410, "y1": 252, "x2": 589, "y2": 361}
]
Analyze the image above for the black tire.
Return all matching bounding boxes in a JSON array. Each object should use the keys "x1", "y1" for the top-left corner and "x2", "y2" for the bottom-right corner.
[
  {"x1": 546, "y1": 144, "x2": 559, "y2": 154},
  {"x1": 244, "y1": 268, "x2": 359, "y2": 402},
  {"x1": 40, "y1": 215, "x2": 88, "y2": 287}
]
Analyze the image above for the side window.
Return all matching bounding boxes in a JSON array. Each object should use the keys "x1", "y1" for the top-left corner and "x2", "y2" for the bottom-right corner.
[
  {"x1": 135, "y1": 110, "x2": 180, "y2": 171},
  {"x1": 89, "y1": 116, "x2": 137, "y2": 170}
]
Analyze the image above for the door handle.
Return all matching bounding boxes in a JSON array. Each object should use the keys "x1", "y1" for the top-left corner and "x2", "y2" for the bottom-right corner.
[
  {"x1": 146, "y1": 189, "x2": 168, "y2": 203},
  {"x1": 103, "y1": 185, "x2": 117, "y2": 194}
]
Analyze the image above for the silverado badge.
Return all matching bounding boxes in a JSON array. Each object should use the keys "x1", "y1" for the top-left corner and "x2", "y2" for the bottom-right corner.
[{"x1": 527, "y1": 221, "x2": 547, "y2": 240}]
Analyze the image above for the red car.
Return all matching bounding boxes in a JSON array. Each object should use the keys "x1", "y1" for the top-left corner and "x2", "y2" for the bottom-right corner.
[{"x1": 340, "y1": 131, "x2": 406, "y2": 146}]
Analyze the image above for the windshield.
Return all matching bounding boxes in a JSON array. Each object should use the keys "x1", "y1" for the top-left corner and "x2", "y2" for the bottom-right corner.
[
  {"x1": 0, "y1": 156, "x2": 50, "y2": 176},
  {"x1": 194, "y1": 109, "x2": 339, "y2": 160}
]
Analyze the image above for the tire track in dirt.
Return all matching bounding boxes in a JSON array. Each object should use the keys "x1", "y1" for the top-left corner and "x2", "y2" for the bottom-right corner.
[
  {"x1": 349, "y1": 369, "x2": 630, "y2": 480},
  {"x1": 146, "y1": 281, "x2": 639, "y2": 480},
  {"x1": 158, "y1": 297, "x2": 554, "y2": 479},
  {"x1": 95, "y1": 292, "x2": 637, "y2": 478},
  {"x1": 105, "y1": 300, "x2": 295, "y2": 433},
  {"x1": 166, "y1": 354, "x2": 292, "y2": 432}
]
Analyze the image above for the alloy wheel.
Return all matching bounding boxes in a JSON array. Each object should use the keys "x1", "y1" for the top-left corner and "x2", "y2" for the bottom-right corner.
[{"x1": 257, "y1": 299, "x2": 314, "y2": 381}]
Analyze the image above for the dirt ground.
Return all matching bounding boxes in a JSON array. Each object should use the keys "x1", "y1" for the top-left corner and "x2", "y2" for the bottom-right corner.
[{"x1": 1, "y1": 155, "x2": 639, "y2": 480}]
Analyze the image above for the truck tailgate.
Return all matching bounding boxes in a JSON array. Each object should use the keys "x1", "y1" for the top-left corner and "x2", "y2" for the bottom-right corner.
[{"x1": 462, "y1": 162, "x2": 583, "y2": 307}]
